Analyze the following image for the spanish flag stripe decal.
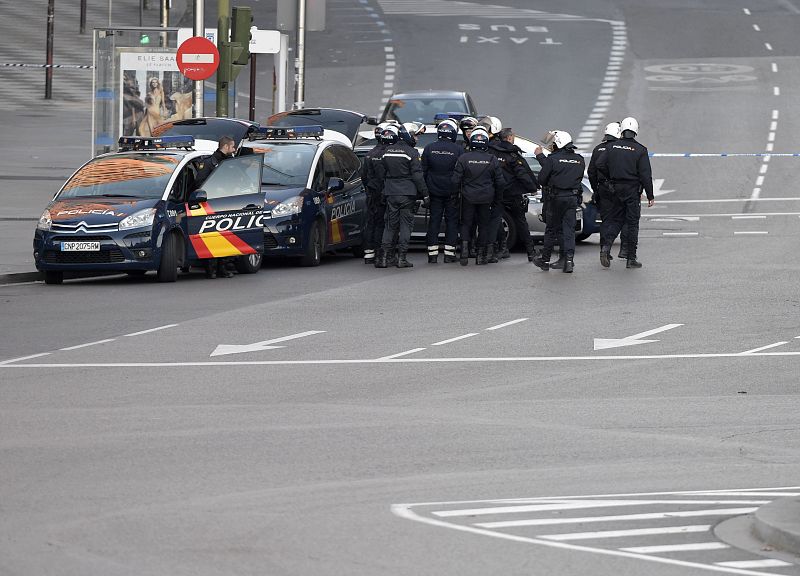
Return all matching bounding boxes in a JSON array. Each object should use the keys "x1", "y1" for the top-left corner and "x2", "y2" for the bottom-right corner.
[
  {"x1": 195, "y1": 232, "x2": 244, "y2": 257},
  {"x1": 185, "y1": 202, "x2": 207, "y2": 216},
  {"x1": 201, "y1": 202, "x2": 215, "y2": 215},
  {"x1": 189, "y1": 234, "x2": 213, "y2": 259},
  {"x1": 331, "y1": 219, "x2": 343, "y2": 244},
  {"x1": 219, "y1": 230, "x2": 257, "y2": 255}
]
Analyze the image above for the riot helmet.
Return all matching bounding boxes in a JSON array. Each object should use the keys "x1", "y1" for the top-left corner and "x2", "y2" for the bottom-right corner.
[
  {"x1": 551, "y1": 130, "x2": 574, "y2": 150},
  {"x1": 378, "y1": 124, "x2": 400, "y2": 145},
  {"x1": 604, "y1": 122, "x2": 622, "y2": 139},
  {"x1": 620, "y1": 116, "x2": 638, "y2": 138},
  {"x1": 437, "y1": 119, "x2": 459, "y2": 142},
  {"x1": 469, "y1": 127, "x2": 490, "y2": 151}
]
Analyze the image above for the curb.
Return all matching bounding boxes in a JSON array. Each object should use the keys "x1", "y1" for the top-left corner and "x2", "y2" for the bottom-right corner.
[
  {"x1": 0, "y1": 271, "x2": 42, "y2": 284},
  {"x1": 753, "y1": 497, "x2": 800, "y2": 555}
]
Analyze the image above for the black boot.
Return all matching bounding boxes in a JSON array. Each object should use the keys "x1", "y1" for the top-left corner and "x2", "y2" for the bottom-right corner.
[
  {"x1": 487, "y1": 243, "x2": 499, "y2": 263},
  {"x1": 618, "y1": 245, "x2": 628, "y2": 260},
  {"x1": 428, "y1": 255, "x2": 438, "y2": 264},
  {"x1": 563, "y1": 255, "x2": 574, "y2": 273},
  {"x1": 476, "y1": 246, "x2": 488, "y2": 265},
  {"x1": 468, "y1": 240, "x2": 476, "y2": 258},
  {"x1": 459, "y1": 241, "x2": 469, "y2": 266},
  {"x1": 427, "y1": 246, "x2": 438, "y2": 264},
  {"x1": 499, "y1": 239, "x2": 510, "y2": 259},
  {"x1": 532, "y1": 249, "x2": 550, "y2": 271},
  {"x1": 600, "y1": 246, "x2": 611, "y2": 268},
  {"x1": 397, "y1": 250, "x2": 413, "y2": 268},
  {"x1": 443, "y1": 244, "x2": 458, "y2": 263},
  {"x1": 626, "y1": 256, "x2": 642, "y2": 269},
  {"x1": 526, "y1": 241, "x2": 536, "y2": 263},
  {"x1": 549, "y1": 253, "x2": 565, "y2": 270},
  {"x1": 375, "y1": 249, "x2": 388, "y2": 268},
  {"x1": 387, "y1": 246, "x2": 398, "y2": 267},
  {"x1": 364, "y1": 248, "x2": 376, "y2": 265}
]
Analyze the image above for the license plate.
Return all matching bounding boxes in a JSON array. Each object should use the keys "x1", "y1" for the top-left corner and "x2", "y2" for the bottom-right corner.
[{"x1": 61, "y1": 241, "x2": 100, "y2": 251}]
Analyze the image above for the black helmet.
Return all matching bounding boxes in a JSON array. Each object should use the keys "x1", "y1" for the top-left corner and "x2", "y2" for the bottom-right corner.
[
  {"x1": 378, "y1": 125, "x2": 399, "y2": 145},
  {"x1": 469, "y1": 128, "x2": 490, "y2": 151},
  {"x1": 459, "y1": 116, "x2": 478, "y2": 132},
  {"x1": 437, "y1": 119, "x2": 458, "y2": 142}
]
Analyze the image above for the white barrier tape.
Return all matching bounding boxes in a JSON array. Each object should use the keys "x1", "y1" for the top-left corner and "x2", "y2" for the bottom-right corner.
[{"x1": 2, "y1": 63, "x2": 93, "y2": 69}]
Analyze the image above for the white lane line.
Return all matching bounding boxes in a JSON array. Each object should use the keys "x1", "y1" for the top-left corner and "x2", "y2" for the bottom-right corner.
[
  {"x1": 717, "y1": 560, "x2": 793, "y2": 569},
  {"x1": 751, "y1": 188, "x2": 761, "y2": 200},
  {"x1": 123, "y1": 324, "x2": 179, "y2": 337},
  {"x1": 432, "y1": 333, "x2": 478, "y2": 346},
  {"x1": 621, "y1": 542, "x2": 729, "y2": 554},
  {"x1": 486, "y1": 318, "x2": 528, "y2": 331},
  {"x1": 731, "y1": 215, "x2": 766, "y2": 219},
  {"x1": 378, "y1": 348, "x2": 426, "y2": 360},
  {"x1": 744, "y1": 8, "x2": 751, "y2": 14},
  {"x1": 734, "y1": 231, "x2": 768, "y2": 235},
  {"x1": 60, "y1": 338, "x2": 115, "y2": 351},
  {"x1": 434, "y1": 500, "x2": 769, "y2": 518},
  {"x1": 753, "y1": 24, "x2": 760, "y2": 31},
  {"x1": 474, "y1": 507, "x2": 759, "y2": 528},
  {"x1": 650, "y1": 212, "x2": 797, "y2": 217},
  {"x1": 662, "y1": 232, "x2": 698, "y2": 237},
  {"x1": 767, "y1": 142, "x2": 774, "y2": 152},
  {"x1": 772, "y1": 62, "x2": 778, "y2": 73},
  {"x1": 0, "y1": 352, "x2": 51, "y2": 366},
  {"x1": 759, "y1": 163, "x2": 769, "y2": 173},
  {"x1": 540, "y1": 525, "x2": 712, "y2": 541},
  {"x1": 773, "y1": 86, "x2": 780, "y2": 96},
  {"x1": 769, "y1": 120, "x2": 778, "y2": 131},
  {"x1": 739, "y1": 342, "x2": 787, "y2": 355},
  {"x1": 693, "y1": 491, "x2": 800, "y2": 497},
  {"x1": 652, "y1": 197, "x2": 799, "y2": 204},
  {"x1": 756, "y1": 175, "x2": 765, "y2": 186},
  {"x1": 765, "y1": 42, "x2": 773, "y2": 50}
]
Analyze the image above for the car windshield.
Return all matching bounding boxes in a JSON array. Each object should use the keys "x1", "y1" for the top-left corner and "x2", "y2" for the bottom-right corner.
[
  {"x1": 384, "y1": 97, "x2": 469, "y2": 123},
  {"x1": 242, "y1": 142, "x2": 316, "y2": 186},
  {"x1": 59, "y1": 154, "x2": 181, "y2": 199},
  {"x1": 151, "y1": 119, "x2": 251, "y2": 145}
]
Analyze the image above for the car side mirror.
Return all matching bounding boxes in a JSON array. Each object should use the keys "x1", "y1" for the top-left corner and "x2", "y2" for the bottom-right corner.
[
  {"x1": 327, "y1": 177, "x2": 344, "y2": 193},
  {"x1": 189, "y1": 189, "x2": 207, "y2": 203},
  {"x1": 366, "y1": 117, "x2": 378, "y2": 125}
]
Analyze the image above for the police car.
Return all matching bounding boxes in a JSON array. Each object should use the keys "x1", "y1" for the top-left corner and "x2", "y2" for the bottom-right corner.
[
  {"x1": 34, "y1": 135, "x2": 265, "y2": 284},
  {"x1": 240, "y1": 125, "x2": 367, "y2": 266}
]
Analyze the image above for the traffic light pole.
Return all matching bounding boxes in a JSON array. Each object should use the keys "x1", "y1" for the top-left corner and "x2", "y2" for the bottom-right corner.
[
  {"x1": 295, "y1": 0, "x2": 306, "y2": 109},
  {"x1": 216, "y1": 0, "x2": 231, "y2": 117},
  {"x1": 194, "y1": 0, "x2": 205, "y2": 117}
]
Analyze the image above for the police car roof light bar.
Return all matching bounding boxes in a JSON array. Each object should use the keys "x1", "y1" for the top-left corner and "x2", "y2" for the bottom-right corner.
[
  {"x1": 118, "y1": 135, "x2": 196, "y2": 151},
  {"x1": 249, "y1": 125, "x2": 325, "y2": 140},
  {"x1": 433, "y1": 112, "x2": 470, "y2": 124}
]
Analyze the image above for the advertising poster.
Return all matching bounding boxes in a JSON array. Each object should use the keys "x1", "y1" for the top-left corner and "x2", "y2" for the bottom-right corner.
[{"x1": 119, "y1": 51, "x2": 193, "y2": 137}]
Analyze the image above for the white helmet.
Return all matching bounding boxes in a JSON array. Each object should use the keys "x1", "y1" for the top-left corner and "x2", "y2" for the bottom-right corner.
[
  {"x1": 552, "y1": 130, "x2": 573, "y2": 149},
  {"x1": 604, "y1": 122, "x2": 622, "y2": 138},
  {"x1": 620, "y1": 117, "x2": 638, "y2": 135},
  {"x1": 485, "y1": 116, "x2": 502, "y2": 135},
  {"x1": 403, "y1": 121, "x2": 425, "y2": 136}
]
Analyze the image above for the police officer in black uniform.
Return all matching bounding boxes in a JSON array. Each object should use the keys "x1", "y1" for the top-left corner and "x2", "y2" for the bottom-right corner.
[
  {"x1": 588, "y1": 122, "x2": 629, "y2": 261},
  {"x1": 361, "y1": 122, "x2": 391, "y2": 265},
  {"x1": 195, "y1": 136, "x2": 237, "y2": 279},
  {"x1": 375, "y1": 124, "x2": 429, "y2": 268},
  {"x1": 452, "y1": 127, "x2": 505, "y2": 266},
  {"x1": 422, "y1": 118, "x2": 463, "y2": 263},
  {"x1": 532, "y1": 130, "x2": 585, "y2": 273},
  {"x1": 488, "y1": 127, "x2": 538, "y2": 262},
  {"x1": 596, "y1": 116, "x2": 654, "y2": 269}
]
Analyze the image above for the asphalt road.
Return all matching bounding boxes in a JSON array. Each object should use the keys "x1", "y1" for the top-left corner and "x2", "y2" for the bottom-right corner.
[{"x1": 3, "y1": 1, "x2": 800, "y2": 575}]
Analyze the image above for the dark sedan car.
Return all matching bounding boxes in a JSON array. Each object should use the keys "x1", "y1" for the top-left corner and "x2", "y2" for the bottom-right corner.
[
  {"x1": 152, "y1": 117, "x2": 260, "y2": 148},
  {"x1": 380, "y1": 90, "x2": 478, "y2": 124}
]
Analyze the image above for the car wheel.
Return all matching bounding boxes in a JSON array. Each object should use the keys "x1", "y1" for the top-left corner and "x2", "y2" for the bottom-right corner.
[
  {"x1": 157, "y1": 233, "x2": 179, "y2": 282},
  {"x1": 502, "y1": 212, "x2": 517, "y2": 249},
  {"x1": 235, "y1": 252, "x2": 262, "y2": 274},
  {"x1": 44, "y1": 271, "x2": 63, "y2": 285},
  {"x1": 299, "y1": 220, "x2": 323, "y2": 267}
]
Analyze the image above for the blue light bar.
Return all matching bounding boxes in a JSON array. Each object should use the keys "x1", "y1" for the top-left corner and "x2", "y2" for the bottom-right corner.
[
  {"x1": 249, "y1": 125, "x2": 325, "y2": 140},
  {"x1": 433, "y1": 112, "x2": 471, "y2": 124},
  {"x1": 118, "y1": 135, "x2": 195, "y2": 151}
]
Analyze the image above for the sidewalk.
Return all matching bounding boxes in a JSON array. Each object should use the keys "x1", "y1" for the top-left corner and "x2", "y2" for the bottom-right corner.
[{"x1": 753, "y1": 496, "x2": 800, "y2": 558}]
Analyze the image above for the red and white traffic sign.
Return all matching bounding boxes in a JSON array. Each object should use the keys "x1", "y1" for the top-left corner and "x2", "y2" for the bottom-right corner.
[{"x1": 177, "y1": 36, "x2": 219, "y2": 81}]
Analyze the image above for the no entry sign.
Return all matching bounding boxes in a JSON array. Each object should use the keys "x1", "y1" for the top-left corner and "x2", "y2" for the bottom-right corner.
[{"x1": 177, "y1": 36, "x2": 220, "y2": 81}]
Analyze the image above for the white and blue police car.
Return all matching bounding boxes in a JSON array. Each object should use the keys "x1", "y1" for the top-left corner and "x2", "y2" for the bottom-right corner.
[{"x1": 34, "y1": 135, "x2": 265, "y2": 284}]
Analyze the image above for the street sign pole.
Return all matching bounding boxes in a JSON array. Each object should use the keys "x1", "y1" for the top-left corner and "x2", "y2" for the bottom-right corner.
[
  {"x1": 194, "y1": 0, "x2": 205, "y2": 117},
  {"x1": 249, "y1": 53, "x2": 256, "y2": 121},
  {"x1": 216, "y1": 0, "x2": 230, "y2": 117},
  {"x1": 295, "y1": 0, "x2": 306, "y2": 109},
  {"x1": 45, "y1": 0, "x2": 54, "y2": 99}
]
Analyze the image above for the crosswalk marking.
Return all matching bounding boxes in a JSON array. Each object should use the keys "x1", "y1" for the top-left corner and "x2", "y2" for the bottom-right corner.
[
  {"x1": 621, "y1": 542, "x2": 729, "y2": 554},
  {"x1": 475, "y1": 507, "x2": 759, "y2": 528},
  {"x1": 539, "y1": 525, "x2": 712, "y2": 541},
  {"x1": 434, "y1": 499, "x2": 770, "y2": 517},
  {"x1": 717, "y1": 560, "x2": 793, "y2": 569}
]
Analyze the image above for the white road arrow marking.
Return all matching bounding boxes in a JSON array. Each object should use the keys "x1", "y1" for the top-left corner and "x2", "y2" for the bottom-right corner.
[
  {"x1": 652, "y1": 178, "x2": 675, "y2": 197},
  {"x1": 593, "y1": 324, "x2": 683, "y2": 351},
  {"x1": 210, "y1": 330, "x2": 325, "y2": 357}
]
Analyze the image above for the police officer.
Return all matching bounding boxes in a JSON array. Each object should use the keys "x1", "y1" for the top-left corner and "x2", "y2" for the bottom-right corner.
[
  {"x1": 361, "y1": 122, "x2": 391, "y2": 265},
  {"x1": 596, "y1": 117, "x2": 654, "y2": 269},
  {"x1": 480, "y1": 116, "x2": 506, "y2": 263},
  {"x1": 196, "y1": 136, "x2": 237, "y2": 279},
  {"x1": 452, "y1": 127, "x2": 505, "y2": 266},
  {"x1": 488, "y1": 127, "x2": 538, "y2": 262},
  {"x1": 375, "y1": 124, "x2": 429, "y2": 268},
  {"x1": 422, "y1": 119, "x2": 463, "y2": 263},
  {"x1": 532, "y1": 131, "x2": 585, "y2": 273},
  {"x1": 588, "y1": 122, "x2": 629, "y2": 261}
]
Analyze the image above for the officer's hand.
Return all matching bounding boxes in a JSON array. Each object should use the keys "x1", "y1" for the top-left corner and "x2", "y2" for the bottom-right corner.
[
  {"x1": 648, "y1": 198, "x2": 655, "y2": 207},
  {"x1": 422, "y1": 196, "x2": 430, "y2": 209},
  {"x1": 534, "y1": 146, "x2": 543, "y2": 155},
  {"x1": 413, "y1": 199, "x2": 423, "y2": 214}
]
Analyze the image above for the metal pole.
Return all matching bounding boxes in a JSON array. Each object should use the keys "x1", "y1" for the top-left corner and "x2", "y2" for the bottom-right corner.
[
  {"x1": 295, "y1": 0, "x2": 306, "y2": 109},
  {"x1": 139, "y1": 0, "x2": 143, "y2": 27},
  {"x1": 193, "y1": 0, "x2": 204, "y2": 117},
  {"x1": 108, "y1": 0, "x2": 112, "y2": 26},
  {"x1": 45, "y1": 0, "x2": 54, "y2": 99},
  {"x1": 80, "y1": 0, "x2": 87, "y2": 34},
  {"x1": 216, "y1": 0, "x2": 230, "y2": 117},
  {"x1": 249, "y1": 53, "x2": 256, "y2": 121},
  {"x1": 161, "y1": 0, "x2": 169, "y2": 26}
]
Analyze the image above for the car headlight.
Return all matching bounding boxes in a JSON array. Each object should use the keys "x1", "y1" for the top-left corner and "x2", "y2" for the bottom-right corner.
[
  {"x1": 271, "y1": 196, "x2": 303, "y2": 217},
  {"x1": 118, "y1": 208, "x2": 156, "y2": 231},
  {"x1": 37, "y1": 209, "x2": 52, "y2": 231}
]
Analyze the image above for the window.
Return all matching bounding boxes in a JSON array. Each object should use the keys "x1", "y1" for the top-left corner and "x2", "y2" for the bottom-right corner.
[
  {"x1": 312, "y1": 147, "x2": 340, "y2": 191},
  {"x1": 199, "y1": 155, "x2": 262, "y2": 199},
  {"x1": 331, "y1": 146, "x2": 361, "y2": 182}
]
